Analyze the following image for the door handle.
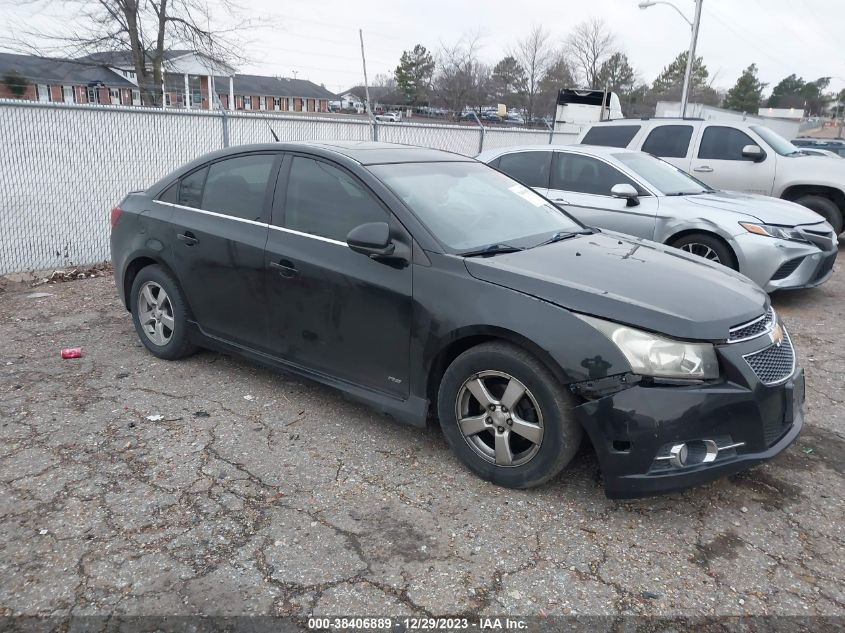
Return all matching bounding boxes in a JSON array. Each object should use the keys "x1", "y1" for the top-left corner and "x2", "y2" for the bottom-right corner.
[
  {"x1": 552, "y1": 198, "x2": 570, "y2": 205},
  {"x1": 270, "y1": 259, "x2": 298, "y2": 278},
  {"x1": 177, "y1": 231, "x2": 198, "y2": 246},
  {"x1": 693, "y1": 166, "x2": 714, "y2": 173}
]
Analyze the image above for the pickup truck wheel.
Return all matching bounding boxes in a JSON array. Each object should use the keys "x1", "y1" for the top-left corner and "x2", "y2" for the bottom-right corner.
[
  {"x1": 671, "y1": 233, "x2": 738, "y2": 270},
  {"x1": 792, "y1": 195, "x2": 843, "y2": 234}
]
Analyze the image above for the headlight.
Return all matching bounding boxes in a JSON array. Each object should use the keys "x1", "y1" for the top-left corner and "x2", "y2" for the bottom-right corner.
[
  {"x1": 577, "y1": 314, "x2": 719, "y2": 380},
  {"x1": 740, "y1": 222, "x2": 806, "y2": 242}
]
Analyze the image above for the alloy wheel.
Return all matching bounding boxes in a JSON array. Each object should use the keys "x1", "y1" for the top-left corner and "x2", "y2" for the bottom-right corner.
[
  {"x1": 455, "y1": 370, "x2": 544, "y2": 467},
  {"x1": 680, "y1": 242, "x2": 721, "y2": 263},
  {"x1": 137, "y1": 281, "x2": 175, "y2": 346}
]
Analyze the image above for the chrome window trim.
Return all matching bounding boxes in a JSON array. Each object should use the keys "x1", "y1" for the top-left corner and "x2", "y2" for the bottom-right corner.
[
  {"x1": 728, "y1": 307, "x2": 776, "y2": 344},
  {"x1": 156, "y1": 200, "x2": 349, "y2": 247}
]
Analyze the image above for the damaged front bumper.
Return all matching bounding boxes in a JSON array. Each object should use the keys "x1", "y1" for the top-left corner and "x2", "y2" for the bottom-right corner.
[{"x1": 573, "y1": 366, "x2": 805, "y2": 499}]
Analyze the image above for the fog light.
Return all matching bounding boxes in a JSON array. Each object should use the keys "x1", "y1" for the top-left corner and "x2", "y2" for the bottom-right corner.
[{"x1": 669, "y1": 443, "x2": 688, "y2": 467}]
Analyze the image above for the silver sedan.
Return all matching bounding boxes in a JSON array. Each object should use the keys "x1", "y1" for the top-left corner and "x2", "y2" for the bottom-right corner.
[{"x1": 476, "y1": 144, "x2": 838, "y2": 292}]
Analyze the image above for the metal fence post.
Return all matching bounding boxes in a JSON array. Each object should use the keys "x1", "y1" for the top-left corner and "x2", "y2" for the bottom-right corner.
[
  {"x1": 472, "y1": 112, "x2": 485, "y2": 154},
  {"x1": 220, "y1": 109, "x2": 230, "y2": 148},
  {"x1": 372, "y1": 118, "x2": 379, "y2": 142},
  {"x1": 546, "y1": 120, "x2": 555, "y2": 145}
]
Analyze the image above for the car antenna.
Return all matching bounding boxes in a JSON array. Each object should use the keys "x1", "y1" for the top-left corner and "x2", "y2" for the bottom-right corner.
[{"x1": 267, "y1": 122, "x2": 279, "y2": 142}]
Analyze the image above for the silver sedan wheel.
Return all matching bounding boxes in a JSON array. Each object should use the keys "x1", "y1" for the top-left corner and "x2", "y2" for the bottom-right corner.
[
  {"x1": 680, "y1": 242, "x2": 721, "y2": 263},
  {"x1": 455, "y1": 370, "x2": 544, "y2": 467},
  {"x1": 137, "y1": 281, "x2": 175, "y2": 346}
]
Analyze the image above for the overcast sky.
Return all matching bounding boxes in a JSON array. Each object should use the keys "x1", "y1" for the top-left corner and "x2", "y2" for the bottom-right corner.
[{"x1": 2, "y1": 0, "x2": 843, "y2": 95}]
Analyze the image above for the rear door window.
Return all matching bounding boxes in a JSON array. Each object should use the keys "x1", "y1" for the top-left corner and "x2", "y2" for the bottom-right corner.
[
  {"x1": 581, "y1": 125, "x2": 641, "y2": 147},
  {"x1": 641, "y1": 125, "x2": 694, "y2": 158},
  {"x1": 495, "y1": 151, "x2": 552, "y2": 188},
  {"x1": 697, "y1": 126, "x2": 758, "y2": 160},
  {"x1": 178, "y1": 167, "x2": 207, "y2": 208},
  {"x1": 201, "y1": 154, "x2": 278, "y2": 221}
]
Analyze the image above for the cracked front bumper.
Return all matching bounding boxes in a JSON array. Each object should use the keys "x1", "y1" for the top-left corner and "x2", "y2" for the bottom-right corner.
[
  {"x1": 574, "y1": 368, "x2": 805, "y2": 499},
  {"x1": 732, "y1": 232, "x2": 838, "y2": 292}
]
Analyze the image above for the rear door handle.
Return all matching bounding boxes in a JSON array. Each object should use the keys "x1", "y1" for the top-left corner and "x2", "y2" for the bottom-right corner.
[
  {"x1": 177, "y1": 231, "x2": 198, "y2": 246},
  {"x1": 270, "y1": 259, "x2": 298, "y2": 278},
  {"x1": 693, "y1": 166, "x2": 714, "y2": 173}
]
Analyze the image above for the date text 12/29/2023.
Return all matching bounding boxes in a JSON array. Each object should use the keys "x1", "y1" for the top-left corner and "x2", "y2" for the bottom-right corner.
[{"x1": 307, "y1": 617, "x2": 528, "y2": 630}]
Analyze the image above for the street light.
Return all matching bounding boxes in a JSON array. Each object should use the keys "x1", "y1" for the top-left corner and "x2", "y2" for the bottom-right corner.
[{"x1": 639, "y1": 0, "x2": 703, "y2": 118}]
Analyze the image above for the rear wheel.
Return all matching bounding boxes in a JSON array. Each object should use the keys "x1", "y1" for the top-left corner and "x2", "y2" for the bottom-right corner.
[
  {"x1": 792, "y1": 195, "x2": 843, "y2": 234},
  {"x1": 437, "y1": 342, "x2": 582, "y2": 489},
  {"x1": 671, "y1": 232, "x2": 738, "y2": 270},
  {"x1": 129, "y1": 265, "x2": 197, "y2": 360}
]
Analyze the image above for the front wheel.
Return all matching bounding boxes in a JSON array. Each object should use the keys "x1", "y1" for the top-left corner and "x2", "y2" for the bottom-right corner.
[
  {"x1": 437, "y1": 342, "x2": 582, "y2": 489},
  {"x1": 792, "y1": 195, "x2": 843, "y2": 234},
  {"x1": 671, "y1": 232, "x2": 738, "y2": 270}
]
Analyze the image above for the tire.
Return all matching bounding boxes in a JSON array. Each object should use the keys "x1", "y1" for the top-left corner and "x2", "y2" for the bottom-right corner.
[
  {"x1": 129, "y1": 264, "x2": 197, "y2": 360},
  {"x1": 792, "y1": 195, "x2": 843, "y2": 234},
  {"x1": 437, "y1": 341, "x2": 582, "y2": 489},
  {"x1": 671, "y1": 232, "x2": 738, "y2": 270}
]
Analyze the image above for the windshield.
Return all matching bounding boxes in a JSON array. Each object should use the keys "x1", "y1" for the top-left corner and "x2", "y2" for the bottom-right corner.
[
  {"x1": 612, "y1": 152, "x2": 711, "y2": 195},
  {"x1": 750, "y1": 125, "x2": 800, "y2": 156},
  {"x1": 370, "y1": 161, "x2": 583, "y2": 252}
]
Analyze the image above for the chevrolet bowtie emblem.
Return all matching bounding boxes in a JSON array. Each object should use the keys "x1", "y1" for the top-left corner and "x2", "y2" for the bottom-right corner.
[{"x1": 770, "y1": 323, "x2": 784, "y2": 347}]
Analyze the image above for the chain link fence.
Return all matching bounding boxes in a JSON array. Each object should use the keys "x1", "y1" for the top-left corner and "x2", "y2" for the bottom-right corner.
[{"x1": 0, "y1": 99, "x2": 580, "y2": 274}]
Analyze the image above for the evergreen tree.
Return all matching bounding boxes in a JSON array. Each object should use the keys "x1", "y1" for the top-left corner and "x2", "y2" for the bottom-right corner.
[
  {"x1": 3, "y1": 70, "x2": 28, "y2": 98},
  {"x1": 723, "y1": 63, "x2": 766, "y2": 112},
  {"x1": 394, "y1": 44, "x2": 435, "y2": 105},
  {"x1": 652, "y1": 51, "x2": 708, "y2": 94},
  {"x1": 597, "y1": 52, "x2": 635, "y2": 95},
  {"x1": 491, "y1": 56, "x2": 527, "y2": 107}
]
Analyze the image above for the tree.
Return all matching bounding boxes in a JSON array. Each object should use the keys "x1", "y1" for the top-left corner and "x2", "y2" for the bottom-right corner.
[
  {"x1": 490, "y1": 56, "x2": 527, "y2": 108},
  {"x1": 432, "y1": 35, "x2": 490, "y2": 113},
  {"x1": 2, "y1": 70, "x2": 28, "y2": 98},
  {"x1": 722, "y1": 63, "x2": 766, "y2": 113},
  {"x1": 566, "y1": 18, "x2": 616, "y2": 89},
  {"x1": 394, "y1": 44, "x2": 435, "y2": 105},
  {"x1": 651, "y1": 51, "x2": 709, "y2": 95},
  {"x1": 12, "y1": 0, "x2": 249, "y2": 106},
  {"x1": 535, "y1": 53, "x2": 576, "y2": 118},
  {"x1": 513, "y1": 25, "x2": 554, "y2": 120},
  {"x1": 596, "y1": 52, "x2": 635, "y2": 95},
  {"x1": 767, "y1": 74, "x2": 805, "y2": 108}
]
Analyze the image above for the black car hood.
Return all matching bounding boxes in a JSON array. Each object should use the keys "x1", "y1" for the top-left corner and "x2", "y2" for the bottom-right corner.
[{"x1": 464, "y1": 232, "x2": 768, "y2": 341}]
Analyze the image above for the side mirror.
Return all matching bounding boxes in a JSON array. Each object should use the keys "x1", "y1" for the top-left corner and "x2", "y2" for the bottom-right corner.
[
  {"x1": 346, "y1": 222, "x2": 396, "y2": 259},
  {"x1": 741, "y1": 144, "x2": 765, "y2": 162},
  {"x1": 611, "y1": 183, "x2": 640, "y2": 207}
]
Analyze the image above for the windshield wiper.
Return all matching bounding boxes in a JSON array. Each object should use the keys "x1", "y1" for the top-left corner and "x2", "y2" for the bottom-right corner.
[
  {"x1": 665, "y1": 191, "x2": 705, "y2": 196},
  {"x1": 459, "y1": 243, "x2": 524, "y2": 257},
  {"x1": 533, "y1": 229, "x2": 593, "y2": 248}
]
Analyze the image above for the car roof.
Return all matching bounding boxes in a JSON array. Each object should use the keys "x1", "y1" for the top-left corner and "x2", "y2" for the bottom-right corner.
[
  {"x1": 476, "y1": 143, "x2": 639, "y2": 161},
  {"x1": 188, "y1": 141, "x2": 474, "y2": 166}
]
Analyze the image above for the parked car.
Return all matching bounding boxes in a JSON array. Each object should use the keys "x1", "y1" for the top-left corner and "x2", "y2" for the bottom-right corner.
[
  {"x1": 477, "y1": 145, "x2": 838, "y2": 292},
  {"x1": 504, "y1": 113, "x2": 525, "y2": 125},
  {"x1": 111, "y1": 141, "x2": 803, "y2": 498},
  {"x1": 481, "y1": 112, "x2": 502, "y2": 123},
  {"x1": 791, "y1": 137, "x2": 845, "y2": 157},
  {"x1": 578, "y1": 118, "x2": 845, "y2": 234},
  {"x1": 375, "y1": 111, "x2": 401, "y2": 122}
]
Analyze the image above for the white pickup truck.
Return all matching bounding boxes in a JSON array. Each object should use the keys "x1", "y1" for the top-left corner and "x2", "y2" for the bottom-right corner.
[{"x1": 577, "y1": 119, "x2": 845, "y2": 234}]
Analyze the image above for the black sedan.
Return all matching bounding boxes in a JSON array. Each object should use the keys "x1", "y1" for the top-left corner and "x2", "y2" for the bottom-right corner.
[{"x1": 109, "y1": 141, "x2": 804, "y2": 497}]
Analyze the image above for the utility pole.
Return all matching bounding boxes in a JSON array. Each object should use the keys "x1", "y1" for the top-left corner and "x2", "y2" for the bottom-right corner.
[
  {"x1": 680, "y1": 0, "x2": 703, "y2": 118},
  {"x1": 359, "y1": 29, "x2": 373, "y2": 119}
]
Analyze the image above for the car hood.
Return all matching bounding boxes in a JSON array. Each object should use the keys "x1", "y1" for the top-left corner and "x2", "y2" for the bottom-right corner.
[
  {"x1": 464, "y1": 232, "x2": 768, "y2": 341},
  {"x1": 682, "y1": 191, "x2": 825, "y2": 226}
]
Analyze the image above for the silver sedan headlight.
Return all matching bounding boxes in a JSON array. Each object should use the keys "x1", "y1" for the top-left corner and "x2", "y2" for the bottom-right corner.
[
  {"x1": 739, "y1": 222, "x2": 806, "y2": 242},
  {"x1": 577, "y1": 314, "x2": 719, "y2": 380}
]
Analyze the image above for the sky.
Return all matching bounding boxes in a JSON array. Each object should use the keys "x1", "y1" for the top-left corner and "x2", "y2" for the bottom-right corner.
[{"x1": 1, "y1": 0, "x2": 843, "y2": 96}]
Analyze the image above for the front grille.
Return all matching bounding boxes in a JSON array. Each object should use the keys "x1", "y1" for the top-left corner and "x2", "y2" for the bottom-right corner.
[
  {"x1": 729, "y1": 308, "x2": 775, "y2": 343},
  {"x1": 771, "y1": 257, "x2": 804, "y2": 280},
  {"x1": 801, "y1": 227, "x2": 837, "y2": 250},
  {"x1": 743, "y1": 330, "x2": 795, "y2": 385}
]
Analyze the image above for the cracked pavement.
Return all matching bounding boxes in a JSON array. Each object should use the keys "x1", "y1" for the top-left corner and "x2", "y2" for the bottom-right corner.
[{"x1": 0, "y1": 245, "x2": 843, "y2": 620}]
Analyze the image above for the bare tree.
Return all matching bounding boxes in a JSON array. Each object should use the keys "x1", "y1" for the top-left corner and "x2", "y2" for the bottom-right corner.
[
  {"x1": 10, "y1": 0, "x2": 254, "y2": 105},
  {"x1": 432, "y1": 34, "x2": 489, "y2": 114},
  {"x1": 566, "y1": 18, "x2": 616, "y2": 89},
  {"x1": 512, "y1": 25, "x2": 553, "y2": 121}
]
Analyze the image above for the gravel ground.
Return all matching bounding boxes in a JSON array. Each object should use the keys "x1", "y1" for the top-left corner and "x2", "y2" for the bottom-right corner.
[{"x1": 0, "y1": 246, "x2": 843, "y2": 622}]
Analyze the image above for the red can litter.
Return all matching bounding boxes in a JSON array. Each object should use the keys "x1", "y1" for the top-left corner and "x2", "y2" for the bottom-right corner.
[{"x1": 60, "y1": 348, "x2": 82, "y2": 359}]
